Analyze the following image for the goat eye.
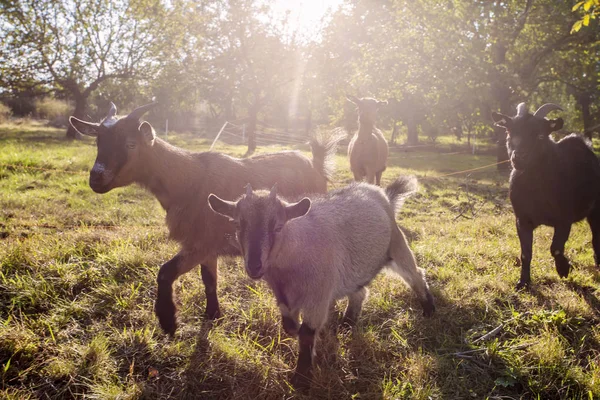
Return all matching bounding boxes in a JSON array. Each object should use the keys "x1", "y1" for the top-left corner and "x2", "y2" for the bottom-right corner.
[{"x1": 126, "y1": 142, "x2": 136, "y2": 149}]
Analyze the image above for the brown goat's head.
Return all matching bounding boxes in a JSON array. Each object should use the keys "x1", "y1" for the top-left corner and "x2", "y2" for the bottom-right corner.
[
  {"x1": 346, "y1": 95, "x2": 387, "y2": 124},
  {"x1": 69, "y1": 102, "x2": 158, "y2": 193},
  {"x1": 207, "y1": 185, "x2": 311, "y2": 279},
  {"x1": 492, "y1": 103, "x2": 563, "y2": 171}
]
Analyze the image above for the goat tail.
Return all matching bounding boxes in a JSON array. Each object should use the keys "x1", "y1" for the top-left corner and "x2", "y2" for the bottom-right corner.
[
  {"x1": 309, "y1": 129, "x2": 345, "y2": 181},
  {"x1": 385, "y1": 175, "x2": 418, "y2": 213}
]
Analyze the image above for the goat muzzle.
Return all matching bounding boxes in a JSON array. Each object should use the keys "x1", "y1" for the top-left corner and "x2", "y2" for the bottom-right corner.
[
  {"x1": 510, "y1": 151, "x2": 528, "y2": 171},
  {"x1": 245, "y1": 261, "x2": 264, "y2": 279}
]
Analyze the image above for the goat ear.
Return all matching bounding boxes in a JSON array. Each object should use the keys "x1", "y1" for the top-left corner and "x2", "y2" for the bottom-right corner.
[
  {"x1": 346, "y1": 95, "x2": 360, "y2": 105},
  {"x1": 69, "y1": 116, "x2": 100, "y2": 137},
  {"x1": 491, "y1": 112, "x2": 511, "y2": 128},
  {"x1": 138, "y1": 121, "x2": 156, "y2": 146},
  {"x1": 285, "y1": 198, "x2": 311, "y2": 221},
  {"x1": 546, "y1": 118, "x2": 563, "y2": 133},
  {"x1": 208, "y1": 194, "x2": 237, "y2": 220}
]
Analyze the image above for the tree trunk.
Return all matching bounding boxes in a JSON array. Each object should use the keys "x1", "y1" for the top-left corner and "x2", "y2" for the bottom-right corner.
[
  {"x1": 406, "y1": 119, "x2": 418, "y2": 145},
  {"x1": 491, "y1": 82, "x2": 512, "y2": 171},
  {"x1": 578, "y1": 92, "x2": 593, "y2": 140},
  {"x1": 305, "y1": 109, "x2": 312, "y2": 136},
  {"x1": 391, "y1": 122, "x2": 398, "y2": 145},
  {"x1": 246, "y1": 109, "x2": 258, "y2": 156},
  {"x1": 66, "y1": 96, "x2": 86, "y2": 139}
]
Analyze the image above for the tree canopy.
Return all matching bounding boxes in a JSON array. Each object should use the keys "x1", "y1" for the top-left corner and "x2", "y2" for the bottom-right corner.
[{"x1": 1, "y1": 0, "x2": 598, "y2": 147}]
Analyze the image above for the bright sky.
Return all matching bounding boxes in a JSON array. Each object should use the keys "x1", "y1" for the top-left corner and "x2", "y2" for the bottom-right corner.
[{"x1": 270, "y1": 0, "x2": 344, "y2": 40}]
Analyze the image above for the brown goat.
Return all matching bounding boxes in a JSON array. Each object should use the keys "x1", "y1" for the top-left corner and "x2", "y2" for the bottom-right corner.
[
  {"x1": 346, "y1": 95, "x2": 389, "y2": 185},
  {"x1": 69, "y1": 102, "x2": 340, "y2": 335}
]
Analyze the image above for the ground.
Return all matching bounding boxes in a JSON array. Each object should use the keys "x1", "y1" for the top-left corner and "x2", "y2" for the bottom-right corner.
[{"x1": 0, "y1": 122, "x2": 599, "y2": 399}]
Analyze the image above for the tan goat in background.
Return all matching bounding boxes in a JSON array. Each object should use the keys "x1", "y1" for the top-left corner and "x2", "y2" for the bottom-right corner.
[{"x1": 346, "y1": 95, "x2": 389, "y2": 185}]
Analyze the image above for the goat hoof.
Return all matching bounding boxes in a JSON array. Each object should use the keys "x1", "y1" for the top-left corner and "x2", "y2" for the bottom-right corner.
[
  {"x1": 158, "y1": 313, "x2": 177, "y2": 336},
  {"x1": 205, "y1": 306, "x2": 222, "y2": 320},
  {"x1": 340, "y1": 317, "x2": 356, "y2": 331},
  {"x1": 291, "y1": 372, "x2": 311, "y2": 392},
  {"x1": 555, "y1": 257, "x2": 571, "y2": 278},
  {"x1": 421, "y1": 293, "x2": 436, "y2": 317},
  {"x1": 155, "y1": 304, "x2": 178, "y2": 336},
  {"x1": 515, "y1": 280, "x2": 530, "y2": 291}
]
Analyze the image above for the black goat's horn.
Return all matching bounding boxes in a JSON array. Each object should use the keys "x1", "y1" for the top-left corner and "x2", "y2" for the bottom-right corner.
[
  {"x1": 533, "y1": 103, "x2": 563, "y2": 119},
  {"x1": 127, "y1": 102, "x2": 158, "y2": 121},
  {"x1": 516, "y1": 102, "x2": 528, "y2": 117},
  {"x1": 107, "y1": 102, "x2": 117, "y2": 118},
  {"x1": 101, "y1": 102, "x2": 118, "y2": 127}
]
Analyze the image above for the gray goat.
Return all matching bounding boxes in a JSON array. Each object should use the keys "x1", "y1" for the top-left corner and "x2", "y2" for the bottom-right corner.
[{"x1": 207, "y1": 176, "x2": 435, "y2": 389}]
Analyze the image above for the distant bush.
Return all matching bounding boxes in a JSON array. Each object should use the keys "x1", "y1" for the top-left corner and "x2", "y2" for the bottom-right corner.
[
  {"x1": 0, "y1": 102, "x2": 11, "y2": 123},
  {"x1": 34, "y1": 97, "x2": 71, "y2": 126}
]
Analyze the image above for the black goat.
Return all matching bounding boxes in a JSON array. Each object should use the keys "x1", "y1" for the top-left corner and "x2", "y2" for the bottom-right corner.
[{"x1": 492, "y1": 103, "x2": 600, "y2": 289}]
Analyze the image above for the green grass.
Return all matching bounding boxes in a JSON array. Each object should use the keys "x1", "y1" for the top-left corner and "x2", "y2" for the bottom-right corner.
[{"x1": 1, "y1": 122, "x2": 599, "y2": 399}]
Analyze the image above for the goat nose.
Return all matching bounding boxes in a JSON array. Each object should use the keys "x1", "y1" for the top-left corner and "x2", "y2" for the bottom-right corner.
[
  {"x1": 90, "y1": 170, "x2": 103, "y2": 183},
  {"x1": 246, "y1": 260, "x2": 263, "y2": 278}
]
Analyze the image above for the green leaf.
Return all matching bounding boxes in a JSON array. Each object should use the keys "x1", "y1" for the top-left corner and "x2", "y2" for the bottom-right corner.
[
  {"x1": 2, "y1": 357, "x2": 10, "y2": 374},
  {"x1": 583, "y1": 14, "x2": 591, "y2": 25},
  {"x1": 572, "y1": 1, "x2": 585, "y2": 11},
  {"x1": 571, "y1": 19, "x2": 584, "y2": 33}
]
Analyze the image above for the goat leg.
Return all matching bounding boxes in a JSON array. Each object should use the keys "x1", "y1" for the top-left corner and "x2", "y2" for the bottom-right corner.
[
  {"x1": 155, "y1": 255, "x2": 182, "y2": 336},
  {"x1": 200, "y1": 259, "x2": 222, "y2": 319},
  {"x1": 551, "y1": 225, "x2": 572, "y2": 278},
  {"x1": 342, "y1": 286, "x2": 369, "y2": 327},
  {"x1": 291, "y1": 323, "x2": 316, "y2": 391},
  {"x1": 278, "y1": 303, "x2": 300, "y2": 337},
  {"x1": 516, "y1": 219, "x2": 534, "y2": 290},
  {"x1": 586, "y1": 206, "x2": 600, "y2": 268},
  {"x1": 375, "y1": 170, "x2": 383, "y2": 186}
]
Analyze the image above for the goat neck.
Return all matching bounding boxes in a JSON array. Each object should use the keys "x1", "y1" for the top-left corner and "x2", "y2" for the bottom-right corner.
[
  {"x1": 357, "y1": 117, "x2": 376, "y2": 137},
  {"x1": 136, "y1": 137, "x2": 200, "y2": 210}
]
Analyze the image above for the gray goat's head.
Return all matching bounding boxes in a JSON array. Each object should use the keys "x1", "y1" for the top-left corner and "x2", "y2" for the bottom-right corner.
[
  {"x1": 207, "y1": 185, "x2": 311, "y2": 279},
  {"x1": 69, "y1": 102, "x2": 158, "y2": 193},
  {"x1": 346, "y1": 95, "x2": 388, "y2": 124},
  {"x1": 492, "y1": 103, "x2": 564, "y2": 171}
]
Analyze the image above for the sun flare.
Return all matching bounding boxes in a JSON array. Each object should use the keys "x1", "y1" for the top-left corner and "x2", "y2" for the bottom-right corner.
[{"x1": 271, "y1": 0, "x2": 343, "y2": 39}]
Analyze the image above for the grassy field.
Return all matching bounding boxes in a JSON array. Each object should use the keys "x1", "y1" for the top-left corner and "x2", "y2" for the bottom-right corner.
[{"x1": 1, "y1": 122, "x2": 599, "y2": 400}]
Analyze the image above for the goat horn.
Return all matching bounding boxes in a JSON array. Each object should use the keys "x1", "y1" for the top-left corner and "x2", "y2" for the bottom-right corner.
[
  {"x1": 533, "y1": 103, "x2": 563, "y2": 119},
  {"x1": 101, "y1": 102, "x2": 118, "y2": 127},
  {"x1": 127, "y1": 102, "x2": 158, "y2": 121},
  {"x1": 245, "y1": 183, "x2": 253, "y2": 197},
  {"x1": 516, "y1": 102, "x2": 528, "y2": 117},
  {"x1": 269, "y1": 184, "x2": 278, "y2": 199},
  {"x1": 107, "y1": 102, "x2": 117, "y2": 118}
]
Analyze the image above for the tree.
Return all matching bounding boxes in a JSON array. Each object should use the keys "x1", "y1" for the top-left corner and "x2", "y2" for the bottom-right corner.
[
  {"x1": 198, "y1": 0, "x2": 298, "y2": 155},
  {"x1": 0, "y1": 0, "x2": 164, "y2": 138}
]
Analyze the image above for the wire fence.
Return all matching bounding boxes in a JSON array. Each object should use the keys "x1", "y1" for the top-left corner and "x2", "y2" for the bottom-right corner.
[
  {"x1": 1, "y1": 145, "x2": 510, "y2": 232},
  {"x1": 210, "y1": 121, "x2": 314, "y2": 149}
]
